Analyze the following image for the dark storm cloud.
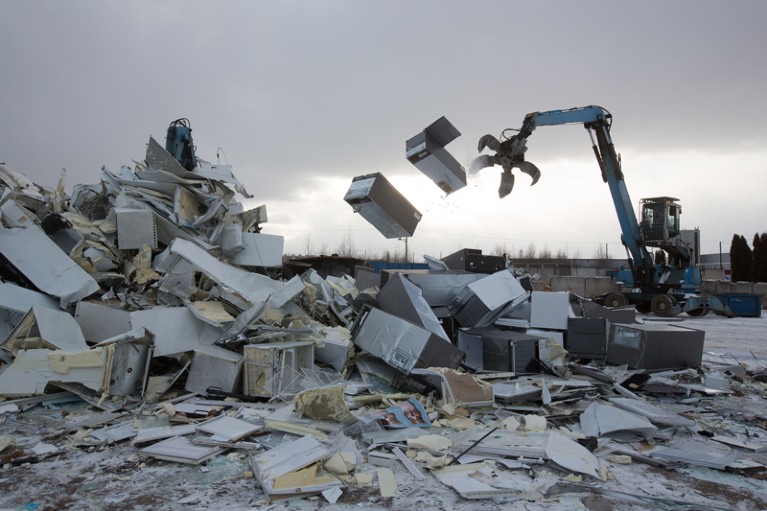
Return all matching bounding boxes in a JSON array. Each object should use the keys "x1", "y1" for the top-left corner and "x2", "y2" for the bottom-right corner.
[{"x1": 1, "y1": 0, "x2": 765, "y2": 206}]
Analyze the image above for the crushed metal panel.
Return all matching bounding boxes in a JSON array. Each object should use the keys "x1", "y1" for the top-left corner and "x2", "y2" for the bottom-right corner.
[
  {"x1": 131, "y1": 307, "x2": 221, "y2": 358},
  {"x1": 47, "y1": 224, "x2": 83, "y2": 256},
  {"x1": 350, "y1": 306, "x2": 464, "y2": 374},
  {"x1": 192, "y1": 160, "x2": 252, "y2": 198},
  {"x1": 166, "y1": 238, "x2": 283, "y2": 306},
  {"x1": 0, "y1": 348, "x2": 107, "y2": 396},
  {"x1": 89, "y1": 422, "x2": 138, "y2": 444},
  {"x1": 406, "y1": 116, "x2": 466, "y2": 195},
  {"x1": 449, "y1": 270, "x2": 527, "y2": 327},
  {"x1": 2, "y1": 305, "x2": 88, "y2": 352},
  {"x1": 0, "y1": 328, "x2": 152, "y2": 398},
  {"x1": 138, "y1": 435, "x2": 223, "y2": 465},
  {"x1": 185, "y1": 345, "x2": 243, "y2": 395},
  {"x1": 432, "y1": 463, "x2": 522, "y2": 500},
  {"x1": 74, "y1": 301, "x2": 132, "y2": 343},
  {"x1": 314, "y1": 327, "x2": 354, "y2": 373},
  {"x1": 580, "y1": 401, "x2": 658, "y2": 440},
  {"x1": 0, "y1": 198, "x2": 38, "y2": 228},
  {"x1": 0, "y1": 226, "x2": 100, "y2": 306},
  {"x1": 354, "y1": 265, "x2": 380, "y2": 291},
  {"x1": 172, "y1": 185, "x2": 200, "y2": 226},
  {"x1": 607, "y1": 397, "x2": 696, "y2": 428},
  {"x1": 252, "y1": 435, "x2": 340, "y2": 498},
  {"x1": 233, "y1": 232, "x2": 285, "y2": 269},
  {"x1": 114, "y1": 208, "x2": 157, "y2": 250},
  {"x1": 183, "y1": 299, "x2": 235, "y2": 328},
  {"x1": 237, "y1": 204, "x2": 268, "y2": 231},
  {"x1": 607, "y1": 322, "x2": 705, "y2": 370},
  {"x1": 0, "y1": 283, "x2": 58, "y2": 313},
  {"x1": 456, "y1": 429, "x2": 548, "y2": 459},
  {"x1": 377, "y1": 273, "x2": 449, "y2": 341},
  {"x1": 650, "y1": 437, "x2": 738, "y2": 470},
  {"x1": 218, "y1": 223, "x2": 245, "y2": 254},
  {"x1": 242, "y1": 341, "x2": 314, "y2": 398},
  {"x1": 410, "y1": 368, "x2": 493, "y2": 406},
  {"x1": 196, "y1": 415, "x2": 262, "y2": 442},
  {"x1": 354, "y1": 354, "x2": 431, "y2": 394},
  {"x1": 0, "y1": 284, "x2": 58, "y2": 341},
  {"x1": 134, "y1": 424, "x2": 197, "y2": 444},
  {"x1": 343, "y1": 173, "x2": 421, "y2": 239},
  {"x1": 525, "y1": 328, "x2": 565, "y2": 366},
  {"x1": 545, "y1": 431, "x2": 599, "y2": 479},
  {"x1": 153, "y1": 255, "x2": 199, "y2": 299},
  {"x1": 580, "y1": 300, "x2": 638, "y2": 323},
  {"x1": 530, "y1": 291, "x2": 571, "y2": 330},
  {"x1": 92, "y1": 327, "x2": 154, "y2": 397},
  {"x1": 145, "y1": 136, "x2": 189, "y2": 176},
  {"x1": 711, "y1": 435, "x2": 767, "y2": 453},
  {"x1": 382, "y1": 269, "x2": 485, "y2": 307}
]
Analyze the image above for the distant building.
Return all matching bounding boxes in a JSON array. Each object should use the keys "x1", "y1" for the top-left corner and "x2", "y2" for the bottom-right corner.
[{"x1": 512, "y1": 253, "x2": 730, "y2": 281}]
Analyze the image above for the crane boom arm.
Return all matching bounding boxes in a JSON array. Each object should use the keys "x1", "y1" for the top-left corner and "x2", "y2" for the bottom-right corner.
[{"x1": 475, "y1": 105, "x2": 656, "y2": 287}]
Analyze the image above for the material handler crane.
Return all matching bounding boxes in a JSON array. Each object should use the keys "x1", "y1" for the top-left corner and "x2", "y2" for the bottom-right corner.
[{"x1": 470, "y1": 105, "x2": 727, "y2": 317}]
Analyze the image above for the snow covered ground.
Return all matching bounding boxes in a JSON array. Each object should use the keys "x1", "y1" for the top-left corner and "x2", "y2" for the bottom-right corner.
[
  {"x1": 683, "y1": 313, "x2": 767, "y2": 366},
  {"x1": 1, "y1": 312, "x2": 766, "y2": 511}
]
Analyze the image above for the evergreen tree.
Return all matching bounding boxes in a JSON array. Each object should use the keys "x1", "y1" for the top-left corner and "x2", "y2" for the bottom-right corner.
[
  {"x1": 730, "y1": 234, "x2": 753, "y2": 282},
  {"x1": 753, "y1": 232, "x2": 767, "y2": 283}
]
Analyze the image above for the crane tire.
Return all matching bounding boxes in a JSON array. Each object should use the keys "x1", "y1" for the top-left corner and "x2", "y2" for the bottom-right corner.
[
  {"x1": 651, "y1": 294, "x2": 678, "y2": 317},
  {"x1": 604, "y1": 292, "x2": 629, "y2": 308}
]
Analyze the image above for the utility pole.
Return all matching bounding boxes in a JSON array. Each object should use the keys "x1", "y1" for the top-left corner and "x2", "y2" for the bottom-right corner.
[{"x1": 719, "y1": 241, "x2": 724, "y2": 280}]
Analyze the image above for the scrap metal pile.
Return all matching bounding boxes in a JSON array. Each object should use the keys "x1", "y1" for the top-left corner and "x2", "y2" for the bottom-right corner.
[{"x1": 1, "y1": 128, "x2": 767, "y2": 510}]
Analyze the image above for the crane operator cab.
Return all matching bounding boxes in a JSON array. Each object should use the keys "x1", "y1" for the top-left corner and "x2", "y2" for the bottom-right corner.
[
  {"x1": 639, "y1": 196, "x2": 700, "y2": 283},
  {"x1": 640, "y1": 197, "x2": 681, "y2": 244}
]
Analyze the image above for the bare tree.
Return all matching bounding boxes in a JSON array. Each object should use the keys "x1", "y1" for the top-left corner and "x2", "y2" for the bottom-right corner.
[
  {"x1": 523, "y1": 243, "x2": 537, "y2": 259},
  {"x1": 336, "y1": 228, "x2": 356, "y2": 257},
  {"x1": 491, "y1": 242, "x2": 509, "y2": 257},
  {"x1": 594, "y1": 243, "x2": 610, "y2": 269},
  {"x1": 303, "y1": 233, "x2": 314, "y2": 255}
]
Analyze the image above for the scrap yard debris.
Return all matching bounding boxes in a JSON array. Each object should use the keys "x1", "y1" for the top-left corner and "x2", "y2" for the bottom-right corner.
[{"x1": 1, "y1": 122, "x2": 767, "y2": 511}]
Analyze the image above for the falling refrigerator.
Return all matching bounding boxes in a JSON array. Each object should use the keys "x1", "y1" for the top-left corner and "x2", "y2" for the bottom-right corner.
[{"x1": 343, "y1": 172, "x2": 421, "y2": 239}]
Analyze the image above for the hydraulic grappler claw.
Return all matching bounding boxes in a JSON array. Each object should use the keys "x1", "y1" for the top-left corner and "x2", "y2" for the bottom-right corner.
[{"x1": 470, "y1": 131, "x2": 541, "y2": 198}]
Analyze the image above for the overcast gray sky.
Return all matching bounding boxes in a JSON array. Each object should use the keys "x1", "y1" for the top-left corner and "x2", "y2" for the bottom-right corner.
[{"x1": 2, "y1": 1, "x2": 766, "y2": 260}]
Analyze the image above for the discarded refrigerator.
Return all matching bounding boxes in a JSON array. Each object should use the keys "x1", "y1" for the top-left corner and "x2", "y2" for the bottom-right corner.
[
  {"x1": 566, "y1": 317, "x2": 609, "y2": 361},
  {"x1": 606, "y1": 323, "x2": 705, "y2": 370},
  {"x1": 343, "y1": 172, "x2": 421, "y2": 238},
  {"x1": 406, "y1": 116, "x2": 466, "y2": 195},
  {"x1": 350, "y1": 305, "x2": 464, "y2": 374},
  {"x1": 457, "y1": 328, "x2": 540, "y2": 373},
  {"x1": 448, "y1": 270, "x2": 528, "y2": 328},
  {"x1": 441, "y1": 248, "x2": 506, "y2": 273}
]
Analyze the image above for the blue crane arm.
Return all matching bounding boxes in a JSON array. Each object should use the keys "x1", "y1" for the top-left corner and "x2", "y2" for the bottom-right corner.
[{"x1": 516, "y1": 106, "x2": 656, "y2": 286}]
